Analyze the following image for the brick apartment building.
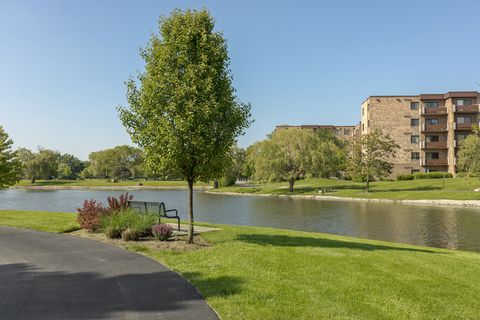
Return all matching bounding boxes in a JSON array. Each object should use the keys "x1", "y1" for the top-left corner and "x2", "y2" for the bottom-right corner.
[
  {"x1": 361, "y1": 91, "x2": 479, "y2": 176},
  {"x1": 275, "y1": 91, "x2": 479, "y2": 177}
]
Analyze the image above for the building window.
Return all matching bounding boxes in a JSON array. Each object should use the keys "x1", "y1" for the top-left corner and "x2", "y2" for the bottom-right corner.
[
  {"x1": 426, "y1": 135, "x2": 439, "y2": 142},
  {"x1": 426, "y1": 152, "x2": 440, "y2": 159},
  {"x1": 425, "y1": 101, "x2": 439, "y2": 108},
  {"x1": 411, "y1": 118, "x2": 419, "y2": 126},
  {"x1": 457, "y1": 116, "x2": 472, "y2": 124},
  {"x1": 426, "y1": 118, "x2": 439, "y2": 125},
  {"x1": 411, "y1": 135, "x2": 419, "y2": 143},
  {"x1": 344, "y1": 129, "x2": 350, "y2": 135},
  {"x1": 410, "y1": 102, "x2": 419, "y2": 110},
  {"x1": 362, "y1": 123, "x2": 364, "y2": 130},
  {"x1": 457, "y1": 134, "x2": 468, "y2": 141},
  {"x1": 456, "y1": 99, "x2": 473, "y2": 106},
  {"x1": 411, "y1": 152, "x2": 420, "y2": 160}
]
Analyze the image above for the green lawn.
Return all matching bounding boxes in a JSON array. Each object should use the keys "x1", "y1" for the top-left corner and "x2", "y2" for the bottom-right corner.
[
  {"x1": 0, "y1": 210, "x2": 79, "y2": 233},
  {"x1": 1, "y1": 210, "x2": 480, "y2": 319},
  {"x1": 213, "y1": 177, "x2": 480, "y2": 200},
  {"x1": 14, "y1": 179, "x2": 210, "y2": 187}
]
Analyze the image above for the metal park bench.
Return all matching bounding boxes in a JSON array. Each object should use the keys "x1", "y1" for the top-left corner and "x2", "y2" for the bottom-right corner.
[{"x1": 127, "y1": 200, "x2": 180, "y2": 231}]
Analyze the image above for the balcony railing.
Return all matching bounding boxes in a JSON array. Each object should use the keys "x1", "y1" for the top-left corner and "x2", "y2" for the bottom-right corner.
[
  {"x1": 454, "y1": 104, "x2": 479, "y2": 113},
  {"x1": 421, "y1": 158, "x2": 449, "y2": 166},
  {"x1": 421, "y1": 124, "x2": 448, "y2": 132},
  {"x1": 421, "y1": 107, "x2": 448, "y2": 115},
  {"x1": 421, "y1": 141, "x2": 448, "y2": 149},
  {"x1": 455, "y1": 123, "x2": 474, "y2": 130}
]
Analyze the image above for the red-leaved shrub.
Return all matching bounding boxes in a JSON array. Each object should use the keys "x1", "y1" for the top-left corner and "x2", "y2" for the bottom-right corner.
[
  {"x1": 107, "y1": 193, "x2": 133, "y2": 213},
  {"x1": 77, "y1": 199, "x2": 108, "y2": 231}
]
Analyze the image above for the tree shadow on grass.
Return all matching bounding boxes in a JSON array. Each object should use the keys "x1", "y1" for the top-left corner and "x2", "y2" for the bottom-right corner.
[
  {"x1": 236, "y1": 234, "x2": 440, "y2": 254},
  {"x1": 181, "y1": 271, "x2": 245, "y2": 298}
]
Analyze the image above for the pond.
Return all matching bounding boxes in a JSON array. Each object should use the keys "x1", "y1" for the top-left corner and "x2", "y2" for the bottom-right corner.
[{"x1": 1, "y1": 188, "x2": 480, "y2": 252}]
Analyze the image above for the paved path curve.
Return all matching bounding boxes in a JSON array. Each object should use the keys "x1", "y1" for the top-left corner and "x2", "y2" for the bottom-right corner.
[{"x1": 0, "y1": 226, "x2": 218, "y2": 320}]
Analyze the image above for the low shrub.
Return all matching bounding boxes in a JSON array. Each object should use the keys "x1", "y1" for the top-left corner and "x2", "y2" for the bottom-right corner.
[
  {"x1": 104, "y1": 226, "x2": 122, "y2": 239},
  {"x1": 121, "y1": 228, "x2": 141, "y2": 241},
  {"x1": 456, "y1": 172, "x2": 480, "y2": 178},
  {"x1": 101, "y1": 209, "x2": 157, "y2": 241},
  {"x1": 397, "y1": 174, "x2": 414, "y2": 181},
  {"x1": 77, "y1": 199, "x2": 108, "y2": 231},
  {"x1": 152, "y1": 223, "x2": 173, "y2": 241},
  {"x1": 413, "y1": 172, "x2": 453, "y2": 180}
]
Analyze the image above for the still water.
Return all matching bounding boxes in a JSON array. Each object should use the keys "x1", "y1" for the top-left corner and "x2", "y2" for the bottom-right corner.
[{"x1": 1, "y1": 189, "x2": 479, "y2": 252}]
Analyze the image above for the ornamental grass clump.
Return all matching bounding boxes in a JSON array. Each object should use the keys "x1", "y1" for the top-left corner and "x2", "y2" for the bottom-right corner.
[
  {"x1": 101, "y1": 208, "x2": 157, "y2": 240},
  {"x1": 152, "y1": 223, "x2": 173, "y2": 241}
]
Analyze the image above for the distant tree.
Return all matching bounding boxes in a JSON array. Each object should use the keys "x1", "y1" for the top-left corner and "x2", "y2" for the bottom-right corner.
[
  {"x1": 457, "y1": 125, "x2": 480, "y2": 189},
  {"x1": 36, "y1": 149, "x2": 60, "y2": 180},
  {"x1": 58, "y1": 154, "x2": 85, "y2": 179},
  {"x1": 118, "y1": 9, "x2": 252, "y2": 242},
  {"x1": 221, "y1": 146, "x2": 248, "y2": 186},
  {"x1": 16, "y1": 148, "x2": 39, "y2": 183},
  {"x1": 346, "y1": 129, "x2": 398, "y2": 192},
  {"x1": 250, "y1": 129, "x2": 316, "y2": 192},
  {"x1": 0, "y1": 126, "x2": 21, "y2": 188},
  {"x1": 86, "y1": 146, "x2": 143, "y2": 180},
  {"x1": 310, "y1": 129, "x2": 345, "y2": 178}
]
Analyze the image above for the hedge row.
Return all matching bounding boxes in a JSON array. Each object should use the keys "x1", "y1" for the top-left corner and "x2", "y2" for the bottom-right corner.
[{"x1": 397, "y1": 172, "x2": 453, "y2": 181}]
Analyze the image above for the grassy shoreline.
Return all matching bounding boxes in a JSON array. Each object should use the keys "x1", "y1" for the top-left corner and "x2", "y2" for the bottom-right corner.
[
  {"x1": 212, "y1": 177, "x2": 480, "y2": 201},
  {"x1": 1, "y1": 210, "x2": 480, "y2": 319},
  {"x1": 14, "y1": 179, "x2": 210, "y2": 188}
]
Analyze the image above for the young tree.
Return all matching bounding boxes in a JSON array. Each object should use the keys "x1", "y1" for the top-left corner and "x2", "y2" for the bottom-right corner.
[
  {"x1": 457, "y1": 126, "x2": 480, "y2": 189},
  {"x1": 0, "y1": 126, "x2": 21, "y2": 188},
  {"x1": 346, "y1": 129, "x2": 398, "y2": 192},
  {"x1": 118, "y1": 9, "x2": 251, "y2": 242},
  {"x1": 250, "y1": 129, "x2": 315, "y2": 192}
]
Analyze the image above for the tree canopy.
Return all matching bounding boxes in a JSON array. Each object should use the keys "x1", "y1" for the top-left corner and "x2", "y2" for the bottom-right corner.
[
  {"x1": 346, "y1": 129, "x2": 398, "y2": 191},
  {"x1": 457, "y1": 126, "x2": 480, "y2": 188},
  {"x1": 249, "y1": 128, "x2": 343, "y2": 192},
  {"x1": 118, "y1": 9, "x2": 251, "y2": 242},
  {"x1": 0, "y1": 126, "x2": 21, "y2": 188}
]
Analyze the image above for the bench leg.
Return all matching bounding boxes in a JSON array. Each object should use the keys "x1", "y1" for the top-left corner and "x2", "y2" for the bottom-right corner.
[{"x1": 176, "y1": 217, "x2": 180, "y2": 231}]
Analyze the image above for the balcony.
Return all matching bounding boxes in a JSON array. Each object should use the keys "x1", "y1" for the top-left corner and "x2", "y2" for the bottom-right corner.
[
  {"x1": 421, "y1": 124, "x2": 448, "y2": 132},
  {"x1": 421, "y1": 158, "x2": 449, "y2": 166},
  {"x1": 454, "y1": 104, "x2": 479, "y2": 113},
  {"x1": 421, "y1": 141, "x2": 448, "y2": 149},
  {"x1": 421, "y1": 107, "x2": 448, "y2": 115},
  {"x1": 455, "y1": 123, "x2": 475, "y2": 131}
]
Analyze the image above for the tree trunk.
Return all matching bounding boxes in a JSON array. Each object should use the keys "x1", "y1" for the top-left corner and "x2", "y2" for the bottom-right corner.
[
  {"x1": 366, "y1": 177, "x2": 370, "y2": 192},
  {"x1": 187, "y1": 180, "x2": 194, "y2": 243},
  {"x1": 213, "y1": 180, "x2": 219, "y2": 189},
  {"x1": 289, "y1": 177, "x2": 294, "y2": 193},
  {"x1": 31, "y1": 177, "x2": 36, "y2": 184}
]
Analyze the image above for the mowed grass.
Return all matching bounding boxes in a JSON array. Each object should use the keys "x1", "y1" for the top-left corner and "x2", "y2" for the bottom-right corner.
[
  {"x1": 14, "y1": 179, "x2": 210, "y2": 187},
  {"x1": 214, "y1": 177, "x2": 480, "y2": 200},
  {"x1": 2, "y1": 210, "x2": 480, "y2": 319},
  {"x1": 0, "y1": 210, "x2": 79, "y2": 233}
]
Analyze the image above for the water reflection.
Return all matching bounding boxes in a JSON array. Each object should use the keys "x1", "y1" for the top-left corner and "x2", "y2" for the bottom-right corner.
[{"x1": 0, "y1": 189, "x2": 479, "y2": 252}]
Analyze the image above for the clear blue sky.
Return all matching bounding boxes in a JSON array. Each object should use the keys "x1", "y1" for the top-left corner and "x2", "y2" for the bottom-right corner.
[{"x1": 1, "y1": 0, "x2": 479, "y2": 160}]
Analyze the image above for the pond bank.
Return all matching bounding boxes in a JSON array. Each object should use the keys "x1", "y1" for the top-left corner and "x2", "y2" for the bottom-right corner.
[
  {"x1": 207, "y1": 190, "x2": 480, "y2": 208},
  {"x1": 12, "y1": 185, "x2": 212, "y2": 191}
]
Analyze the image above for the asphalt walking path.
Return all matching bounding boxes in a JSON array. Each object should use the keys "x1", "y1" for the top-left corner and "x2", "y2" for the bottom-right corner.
[{"x1": 0, "y1": 226, "x2": 218, "y2": 320}]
